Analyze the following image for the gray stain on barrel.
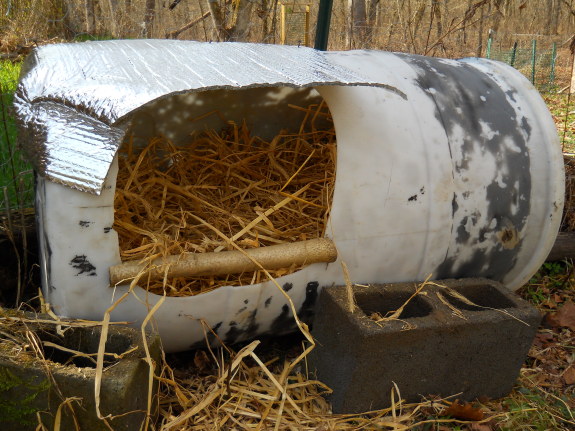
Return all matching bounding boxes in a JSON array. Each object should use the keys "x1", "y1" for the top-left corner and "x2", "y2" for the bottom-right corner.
[{"x1": 399, "y1": 54, "x2": 531, "y2": 281}]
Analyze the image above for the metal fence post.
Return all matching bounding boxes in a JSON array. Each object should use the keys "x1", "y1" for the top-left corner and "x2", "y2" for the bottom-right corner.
[
  {"x1": 550, "y1": 42, "x2": 557, "y2": 86},
  {"x1": 510, "y1": 41, "x2": 518, "y2": 67},
  {"x1": 531, "y1": 39, "x2": 537, "y2": 85},
  {"x1": 314, "y1": 0, "x2": 333, "y2": 51}
]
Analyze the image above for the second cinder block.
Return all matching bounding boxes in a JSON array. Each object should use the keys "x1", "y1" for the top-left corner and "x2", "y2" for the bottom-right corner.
[{"x1": 308, "y1": 279, "x2": 541, "y2": 414}]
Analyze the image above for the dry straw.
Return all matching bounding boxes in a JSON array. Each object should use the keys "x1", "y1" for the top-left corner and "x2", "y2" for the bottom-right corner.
[
  {"x1": 114, "y1": 103, "x2": 336, "y2": 296},
  {"x1": 0, "y1": 288, "x2": 518, "y2": 429}
]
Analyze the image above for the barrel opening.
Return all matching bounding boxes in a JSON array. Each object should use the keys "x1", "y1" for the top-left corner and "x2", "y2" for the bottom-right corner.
[
  {"x1": 113, "y1": 86, "x2": 336, "y2": 297},
  {"x1": 355, "y1": 290, "x2": 433, "y2": 319},
  {"x1": 444, "y1": 285, "x2": 516, "y2": 311}
]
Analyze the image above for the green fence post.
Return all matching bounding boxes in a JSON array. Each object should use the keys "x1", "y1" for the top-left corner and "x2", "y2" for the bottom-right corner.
[
  {"x1": 510, "y1": 41, "x2": 518, "y2": 67},
  {"x1": 531, "y1": 39, "x2": 536, "y2": 85},
  {"x1": 486, "y1": 34, "x2": 492, "y2": 59},
  {"x1": 314, "y1": 0, "x2": 333, "y2": 51},
  {"x1": 550, "y1": 42, "x2": 557, "y2": 87}
]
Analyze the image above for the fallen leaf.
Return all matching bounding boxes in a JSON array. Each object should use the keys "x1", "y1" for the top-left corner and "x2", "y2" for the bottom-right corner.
[
  {"x1": 541, "y1": 299, "x2": 557, "y2": 309},
  {"x1": 469, "y1": 423, "x2": 493, "y2": 431},
  {"x1": 563, "y1": 366, "x2": 575, "y2": 385},
  {"x1": 194, "y1": 350, "x2": 211, "y2": 372},
  {"x1": 545, "y1": 301, "x2": 575, "y2": 330},
  {"x1": 533, "y1": 332, "x2": 555, "y2": 348},
  {"x1": 442, "y1": 400, "x2": 484, "y2": 421}
]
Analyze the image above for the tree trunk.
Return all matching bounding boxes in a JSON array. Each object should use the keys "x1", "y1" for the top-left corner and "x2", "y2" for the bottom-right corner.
[
  {"x1": 85, "y1": 0, "x2": 96, "y2": 34},
  {"x1": 433, "y1": 0, "x2": 442, "y2": 38},
  {"x1": 550, "y1": 0, "x2": 560, "y2": 35},
  {"x1": 107, "y1": 0, "x2": 119, "y2": 37},
  {"x1": 476, "y1": 2, "x2": 485, "y2": 57},
  {"x1": 366, "y1": 0, "x2": 379, "y2": 45},
  {"x1": 546, "y1": 232, "x2": 575, "y2": 261},
  {"x1": 143, "y1": 0, "x2": 156, "y2": 38},
  {"x1": 207, "y1": 0, "x2": 226, "y2": 40},
  {"x1": 229, "y1": 0, "x2": 256, "y2": 41},
  {"x1": 570, "y1": 53, "x2": 575, "y2": 94},
  {"x1": 206, "y1": 0, "x2": 257, "y2": 41},
  {"x1": 349, "y1": 0, "x2": 368, "y2": 48}
]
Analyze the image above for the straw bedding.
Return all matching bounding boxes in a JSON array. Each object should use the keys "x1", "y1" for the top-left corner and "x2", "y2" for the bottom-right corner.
[{"x1": 113, "y1": 103, "x2": 336, "y2": 296}]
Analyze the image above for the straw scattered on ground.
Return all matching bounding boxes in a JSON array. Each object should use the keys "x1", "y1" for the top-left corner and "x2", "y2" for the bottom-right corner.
[
  {"x1": 113, "y1": 104, "x2": 336, "y2": 297},
  {"x1": 154, "y1": 279, "x2": 529, "y2": 431}
]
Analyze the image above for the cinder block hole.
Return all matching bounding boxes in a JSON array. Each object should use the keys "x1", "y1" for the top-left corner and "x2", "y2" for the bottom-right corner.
[
  {"x1": 444, "y1": 284, "x2": 516, "y2": 311},
  {"x1": 355, "y1": 290, "x2": 433, "y2": 319},
  {"x1": 39, "y1": 327, "x2": 132, "y2": 368}
]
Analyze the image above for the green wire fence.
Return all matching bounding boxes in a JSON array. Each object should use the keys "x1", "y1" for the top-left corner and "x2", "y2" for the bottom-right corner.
[{"x1": 486, "y1": 36, "x2": 558, "y2": 92}]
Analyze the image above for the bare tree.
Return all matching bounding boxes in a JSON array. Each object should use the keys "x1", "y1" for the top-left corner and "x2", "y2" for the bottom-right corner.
[
  {"x1": 143, "y1": 0, "x2": 156, "y2": 37},
  {"x1": 108, "y1": 0, "x2": 119, "y2": 37},
  {"x1": 206, "y1": 0, "x2": 258, "y2": 41},
  {"x1": 85, "y1": 0, "x2": 96, "y2": 34},
  {"x1": 348, "y1": 0, "x2": 368, "y2": 47},
  {"x1": 546, "y1": 0, "x2": 560, "y2": 35}
]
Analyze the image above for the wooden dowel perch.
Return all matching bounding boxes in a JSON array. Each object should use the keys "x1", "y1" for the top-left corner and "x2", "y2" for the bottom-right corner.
[{"x1": 109, "y1": 238, "x2": 337, "y2": 286}]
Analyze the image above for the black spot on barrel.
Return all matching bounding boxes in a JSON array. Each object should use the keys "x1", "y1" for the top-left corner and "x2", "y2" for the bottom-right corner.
[
  {"x1": 408, "y1": 194, "x2": 417, "y2": 202},
  {"x1": 452, "y1": 194, "x2": 459, "y2": 216},
  {"x1": 244, "y1": 310, "x2": 259, "y2": 340},
  {"x1": 104, "y1": 227, "x2": 112, "y2": 233},
  {"x1": 243, "y1": 299, "x2": 249, "y2": 304},
  {"x1": 69, "y1": 255, "x2": 96, "y2": 276},
  {"x1": 456, "y1": 217, "x2": 471, "y2": 244},
  {"x1": 205, "y1": 321, "x2": 222, "y2": 346},
  {"x1": 283, "y1": 283, "x2": 293, "y2": 292},
  {"x1": 224, "y1": 326, "x2": 241, "y2": 345},
  {"x1": 79, "y1": 220, "x2": 92, "y2": 228},
  {"x1": 264, "y1": 296, "x2": 272, "y2": 307},
  {"x1": 299, "y1": 282, "x2": 319, "y2": 325},
  {"x1": 237, "y1": 306, "x2": 247, "y2": 313},
  {"x1": 271, "y1": 304, "x2": 293, "y2": 334},
  {"x1": 521, "y1": 117, "x2": 532, "y2": 139}
]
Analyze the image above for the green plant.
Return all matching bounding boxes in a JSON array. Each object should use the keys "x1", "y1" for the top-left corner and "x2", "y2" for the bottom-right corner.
[
  {"x1": 498, "y1": 386, "x2": 575, "y2": 431},
  {"x1": 543, "y1": 93, "x2": 575, "y2": 154},
  {"x1": 0, "y1": 367, "x2": 50, "y2": 425},
  {"x1": 0, "y1": 60, "x2": 33, "y2": 211}
]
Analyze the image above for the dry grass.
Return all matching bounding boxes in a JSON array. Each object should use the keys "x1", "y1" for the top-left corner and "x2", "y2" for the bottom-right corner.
[
  {"x1": 154, "y1": 279, "x2": 511, "y2": 431},
  {"x1": 114, "y1": 103, "x2": 335, "y2": 296},
  {"x1": 1, "y1": 277, "x2": 571, "y2": 430}
]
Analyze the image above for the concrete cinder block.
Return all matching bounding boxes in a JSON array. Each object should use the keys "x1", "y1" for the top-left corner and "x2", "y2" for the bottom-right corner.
[
  {"x1": 308, "y1": 279, "x2": 541, "y2": 414},
  {"x1": 0, "y1": 314, "x2": 160, "y2": 430}
]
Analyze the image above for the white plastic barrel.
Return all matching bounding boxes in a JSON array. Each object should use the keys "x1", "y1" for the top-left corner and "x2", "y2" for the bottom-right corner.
[{"x1": 30, "y1": 45, "x2": 563, "y2": 352}]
